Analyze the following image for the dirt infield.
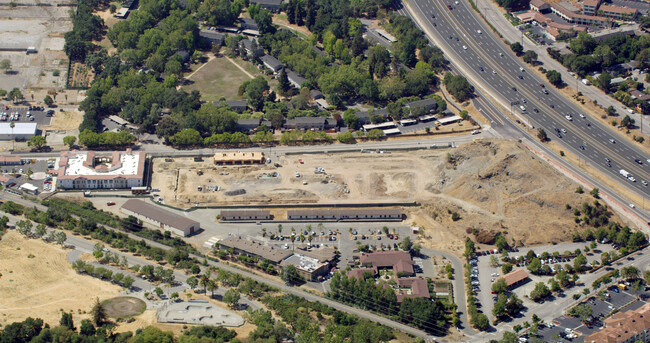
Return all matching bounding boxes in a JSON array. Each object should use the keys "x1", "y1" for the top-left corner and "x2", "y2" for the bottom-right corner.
[{"x1": 102, "y1": 297, "x2": 146, "y2": 318}]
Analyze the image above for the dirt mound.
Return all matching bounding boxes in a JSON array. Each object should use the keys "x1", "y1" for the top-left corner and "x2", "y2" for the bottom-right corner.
[
  {"x1": 103, "y1": 297, "x2": 146, "y2": 318},
  {"x1": 413, "y1": 139, "x2": 620, "y2": 254}
]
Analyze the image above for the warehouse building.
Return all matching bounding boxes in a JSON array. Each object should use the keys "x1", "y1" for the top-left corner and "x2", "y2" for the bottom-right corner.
[
  {"x1": 217, "y1": 236, "x2": 292, "y2": 265},
  {"x1": 121, "y1": 199, "x2": 199, "y2": 237},
  {"x1": 214, "y1": 152, "x2": 265, "y2": 165},
  {"x1": 56, "y1": 150, "x2": 145, "y2": 189},
  {"x1": 287, "y1": 208, "x2": 403, "y2": 221},
  {"x1": 0, "y1": 123, "x2": 37, "y2": 141},
  {"x1": 220, "y1": 210, "x2": 272, "y2": 221}
]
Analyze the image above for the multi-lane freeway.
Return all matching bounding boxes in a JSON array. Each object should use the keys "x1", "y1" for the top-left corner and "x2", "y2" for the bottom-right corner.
[{"x1": 402, "y1": 0, "x2": 650, "y2": 203}]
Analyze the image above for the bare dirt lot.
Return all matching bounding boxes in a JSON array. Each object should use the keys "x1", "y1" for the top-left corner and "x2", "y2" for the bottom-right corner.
[
  {"x1": 0, "y1": 230, "x2": 121, "y2": 326},
  {"x1": 103, "y1": 296, "x2": 146, "y2": 319},
  {"x1": 151, "y1": 139, "x2": 620, "y2": 253},
  {"x1": 0, "y1": 3, "x2": 72, "y2": 91}
]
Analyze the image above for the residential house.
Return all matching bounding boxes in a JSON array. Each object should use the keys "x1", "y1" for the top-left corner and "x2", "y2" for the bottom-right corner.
[
  {"x1": 355, "y1": 108, "x2": 388, "y2": 125},
  {"x1": 530, "y1": 0, "x2": 551, "y2": 12},
  {"x1": 584, "y1": 303, "x2": 650, "y2": 343},
  {"x1": 630, "y1": 89, "x2": 650, "y2": 102},
  {"x1": 173, "y1": 49, "x2": 191, "y2": 63},
  {"x1": 236, "y1": 119, "x2": 263, "y2": 133},
  {"x1": 283, "y1": 117, "x2": 337, "y2": 131},
  {"x1": 239, "y1": 39, "x2": 263, "y2": 59},
  {"x1": 249, "y1": 0, "x2": 282, "y2": 12},
  {"x1": 406, "y1": 98, "x2": 438, "y2": 116},
  {"x1": 310, "y1": 89, "x2": 324, "y2": 100},
  {"x1": 240, "y1": 18, "x2": 259, "y2": 31},
  {"x1": 199, "y1": 30, "x2": 225, "y2": 46},
  {"x1": 286, "y1": 69, "x2": 307, "y2": 89},
  {"x1": 260, "y1": 54, "x2": 283, "y2": 73},
  {"x1": 213, "y1": 100, "x2": 248, "y2": 113}
]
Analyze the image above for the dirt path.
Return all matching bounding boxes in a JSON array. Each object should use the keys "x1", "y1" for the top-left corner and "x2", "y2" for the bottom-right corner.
[{"x1": 225, "y1": 56, "x2": 255, "y2": 79}]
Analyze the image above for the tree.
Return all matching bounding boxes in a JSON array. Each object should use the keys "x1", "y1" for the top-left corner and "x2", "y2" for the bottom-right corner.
[
  {"x1": 510, "y1": 42, "x2": 523, "y2": 55},
  {"x1": 63, "y1": 135, "x2": 76, "y2": 149},
  {"x1": 489, "y1": 255, "x2": 500, "y2": 267},
  {"x1": 537, "y1": 128, "x2": 548, "y2": 142},
  {"x1": 493, "y1": 294, "x2": 507, "y2": 319},
  {"x1": 492, "y1": 278, "x2": 508, "y2": 294},
  {"x1": 546, "y1": 70, "x2": 562, "y2": 87},
  {"x1": 343, "y1": 111, "x2": 360, "y2": 130},
  {"x1": 530, "y1": 282, "x2": 550, "y2": 302},
  {"x1": 122, "y1": 275, "x2": 135, "y2": 288},
  {"x1": 16, "y1": 220, "x2": 33, "y2": 236},
  {"x1": 278, "y1": 68, "x2": 290, "y2": 95},
  {"x1": 55, "y1": 232, "x2": 67, "y2": 246},
  {"x1": 506, "y1": 294, "x2": 524, "y2": 316},
  {"x1": 571, "y1": 303, "x2": 593, "y2": 323},
  {"x1": 621, "y1": 266, "x2": 640, "y2": 280},
  {"x1": 590, "y1": 188, "x2": 600, "y2": 198},
  {"x1": 43, "y1": 95, "x2": 54, "y2": 107},
  {"x1": 337, "y1": 132, "x2": 355, "y2": 144},
  {"x1": 60, "y1": 311, "x2": 75, "y2": 330},
  {"x1": 621, "y1": 115, "x2": 635, "y2": 129},
  {"x1": 223, "y1": 288, "x2": 240, "y2": 309},
  {"x1": 471, "y1": 312, "x2": 490, "y2": 331},
  {"x1": 27, "y1": 136, "x2": 47, "y2": 151},
  {"x1": 281, "y1": 265, "x2": 301, "y2": 285},
  {"x1": 573, "y1": 253, "x2": 587, "y2": 272},
  {"x1": 169, "y1": 129, "x2": 203, "y2": 147},
  {"x1": 523, "y1": 50, "x2": 538, "y2": 64},
  {"x1": 495, "y1": 234, "x2": 509, "y2": 251},
  {"x1": 79, "y1": 319, "x2": 96, "y2": 336},
  {"x1": 8, "y1": 88, "x2": 23, "y2": 103},
  {"x1": 35, "y1": 224, "x2": 47, "y2": 238},
  {"x1": 400, "y1": 236, "x2": 414, "y2": 252},
  {"x1": 187, "y1": 276, "x2": 198, "y2": 289},
  {"x1": 597, "y1": 72, "x2": 612, "y2": 93},
  {"x1": 0, "y1": 59, "x2": 10, "y2": 73},
  {"x1": 502, "y1": 263, "x2": 513, "y2": 275},
  {"x1": 90, "y1": 298, "x2": 106, "y2": 326},
  {"x1": 443, "y1": 73, "x2": 474, "y2": 102},
  {"x1": 528, "y1": 257, "x2": 542, "y2": 274},
  {"x1": 240, "y1": 76, "x2": 269, "y2": 111}
]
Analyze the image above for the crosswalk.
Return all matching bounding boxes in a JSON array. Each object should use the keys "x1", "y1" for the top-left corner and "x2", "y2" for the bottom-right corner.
[{"x1": 204, "y1": 236, "x2": 220, "y2": 248}]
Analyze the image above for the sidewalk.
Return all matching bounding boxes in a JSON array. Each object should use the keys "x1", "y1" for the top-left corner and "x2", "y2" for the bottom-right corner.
[{"x1": 472, "y1": 0, "x2": 648, "y2": 135}]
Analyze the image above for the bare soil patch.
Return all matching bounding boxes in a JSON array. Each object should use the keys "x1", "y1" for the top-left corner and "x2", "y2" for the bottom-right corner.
[
  {"x1": 0, "y1": 231, "x2": 121, "y2": 326},
  {"x1": 43, "y1": 110, "x2": 83, "y2": 130},
  {"x1": 103, "y1": 296, "x2": 146, "y2": 318}
]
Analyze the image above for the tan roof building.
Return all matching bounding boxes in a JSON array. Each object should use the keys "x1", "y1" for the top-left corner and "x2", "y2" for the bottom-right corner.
[
  {"x1": 585, "y1": 303, "x2": 650, "y2": 343},
  {"x1": 217, "y1": 236, "x2": 292, "y2": 265},
  {"x1": 0, "y1": 155, "x2": 21, "y2": 165},
  {"x1": 214, "y1": 152, "x2": 265, "y2": 165},
  {"x1": 495, "y1": 269, "x2": 529, "y2": 289},
  {"x1": 597, "y1": 4, "x2": 638, "y2": 20},
  {"x1": 121, "y1": 199, "x2": 199, "y2": 237},
  {"x1": 347, "y1": 267, "x2": 378, "y2": 279}
]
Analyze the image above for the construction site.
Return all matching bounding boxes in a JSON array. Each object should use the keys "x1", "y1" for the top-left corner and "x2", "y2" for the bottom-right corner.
[{"x1": 150, "y1": 139, "x2": 621, "y2": 252}]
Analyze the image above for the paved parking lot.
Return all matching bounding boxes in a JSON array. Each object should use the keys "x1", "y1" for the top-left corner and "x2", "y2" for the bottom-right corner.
[
  {"x1": 2, "y1": 157, "x2": 56, "y2": 194},
  {"x1": 2, "y1": 106, "x2": 53, "y2": 127}
]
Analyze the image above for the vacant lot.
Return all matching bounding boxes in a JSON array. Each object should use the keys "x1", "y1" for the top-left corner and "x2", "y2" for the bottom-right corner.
[
  {"x1": 0, "y1": 3, "x2": 71, "y2": 91},
  {"x1": 0, "y1": 231, "x2": 121, "y2": 326},
  {"x1": 182, "y1": 57, "x2": 255, "y2": 102}
]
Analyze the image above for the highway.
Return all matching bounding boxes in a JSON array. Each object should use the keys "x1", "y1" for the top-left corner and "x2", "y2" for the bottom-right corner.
[{"x1": 401, "y1": 0, "x2": 650, "y2": 204}]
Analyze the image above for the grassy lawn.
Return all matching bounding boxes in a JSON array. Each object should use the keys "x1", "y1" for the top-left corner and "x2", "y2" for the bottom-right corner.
[{"x1": 182, "y1": 57, "x2": 254, "y2": 101}]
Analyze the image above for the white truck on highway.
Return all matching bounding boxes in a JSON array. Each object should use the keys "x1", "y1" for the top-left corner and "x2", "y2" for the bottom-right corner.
[{"x1": 620, "y1": 169, "x2": 630, "y2": 178}]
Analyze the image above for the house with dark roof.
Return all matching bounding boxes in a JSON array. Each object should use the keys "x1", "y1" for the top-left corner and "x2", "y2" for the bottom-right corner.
[
  {"x1": 287, "y1": 208, "x2": 402, "y2": 221},
  {"x1": 240, "y1": 18, "x2": 259, "y2": 31},
  {"x1": 173, "y1": 49, "x2": 191, "y2": 63},
  {"x1": 239, "y1": 39, "x2": 263, "y2": 59},
  {"x1": 121, "y1": 199, "x2": 200, "y2": 237},
  {"x1": 530, "y1": 0, "x2": 551, "y2": 12},
  {"x1": 630, "y1": 89, "x2": 650, "y2": 102},
  {"x1": 213, "y1": 100, "x2": 248, "y2": 113},
  {"x1": 310, "y1": 89, "x2": 324, "y2": 100},
  {"x1": 260, "y1": 54, "x2": 283, "y2": 73},
  {"x1": 250, "y1": 0, "x2": 282, "y2": 11},
  {"x1": 199, "y1": 30, "x2": 225, "y2": 46},
  {"x1": 235, "y1": 118, "x2": 263, "y2": 133},
  {"x1": 347, "y1": 267, "x2": 378, "y2": 279},
  {"x1": 356, "y1": 108, "x2": 388, "y2": 125},
  {"x1": 406, "y1": 98, "x2": 438, "y2": 115},
  {"x1": 286, "y1": 70, "x2": 307, "y2": 89},
  {"x1": 283, "y1": 117, "x2": 337, "y2": 131}
]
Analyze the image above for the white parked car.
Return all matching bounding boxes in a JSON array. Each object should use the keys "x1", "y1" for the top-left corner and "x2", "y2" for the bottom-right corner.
[{"x1": 565, "y1": 115, "x2": 572, "y2": 121}]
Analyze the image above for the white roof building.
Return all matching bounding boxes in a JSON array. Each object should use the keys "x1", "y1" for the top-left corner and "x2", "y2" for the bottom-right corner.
[{"x1": 0, "y1": 123, "x2": 37, "y2": 140}]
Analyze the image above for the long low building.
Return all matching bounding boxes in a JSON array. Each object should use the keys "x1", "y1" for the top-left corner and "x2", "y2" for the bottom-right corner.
[
  {"x1": 214, "y1": 152, "x2": 265, "y2": 165},
  {"x1": 121, "y1": 199, "x2": 199, "y2": 237},
  {"x1": 287, "y1": 208, "x2": 403, "y2": 221},
  {"x1": 217, "y1": 236, "x2": 292, "y2": 265},
  {"x1": 220, "y1": 210, "x2": 271, "y2": 221},
  {"x1": 495, "y1": 269, "x2": 530, "y2": 289}
]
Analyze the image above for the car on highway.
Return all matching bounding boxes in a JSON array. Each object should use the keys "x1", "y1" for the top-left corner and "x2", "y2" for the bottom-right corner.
[
  {"x1": 518, "y1": 75, "x2": 524, "y2": 79},
  {"x1": 492, "y1": 70, "x2": 496, "y2": 74},
  {"x1": 609, "y1": 139, "x2": 616, "y2": 144},
  {"x1": 431, "y1": 14, "x2": 435, "y2": 18},
  {"x1": 519, "y1": 67, "x2": 524, "y2": 72},
  {"x1": 477, "y1": 29, "x2": 482, "y2": 34},
  {"x1": 533, "y1": 108, "x2": 539, "y2": 113},
  {"x1": 539, "y1": 84, "x2": 544, "y2": 88},
  {"x1": 560, "y1": 128, "x2": 567, "y2": 133},
  {"x1": 433, "y1": 22, "x2": 437, "y2": 26},
  {"x1": 471, "y1": 130, "x2": 480, "y2": 135},
  {"x1": 462, "y1": 45, "x2": 467, "y2": 50},
  {"x1": 565, "y1": 115, "x2": 572, "y2": 121},
  {"x1": 543, "y1": 89, "x2": 549, "y2": 94},
  {"x1": 519, "y1": 106, "x2": 526, "y2": 111},
  {"x1": 579, "y1": 113, "x2": 585, "y2": 118},
  {"x1": 630, "y1": 204, "x2": 636, "y2": 208},
  {"x1": 479, "y1": 67, "x2": 484, "y2": 71},
  {"x1": 447, "y1": 4, "x2": 452, "y2": 9},
  {"x1": 605, "y1": 158, "x2": 611, "y2": 163},
  {"x1": 579, "y1": 145, "x2": 585, "y2": 150},
  {"x1": 642, "y1": 180, "x2": 648, "y2": 186},
  {"x1": 635, "y1": 159, "x2": 643, "y2": 165},
  {"x1": 512, "y1": 87, "x2": 517, "y2": 91}
]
